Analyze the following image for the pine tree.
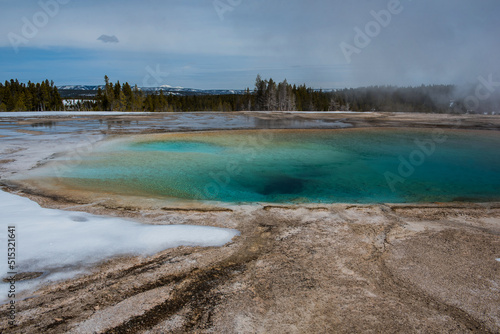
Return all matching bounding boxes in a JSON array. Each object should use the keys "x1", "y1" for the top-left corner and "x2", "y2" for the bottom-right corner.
[
  {"x1": 132, "y1": 84, "x2": 144, "y2": 111},
  {"x1": 265, "y1": 78, "x2": 277, "y2": 111},
  {"x1": 14, "y1": 92, "x2": 27, "y2": 111},
  {"x1": 254, "y1": 74, "x2": 267, "y2": 110},
  {"x1": 122, "y1": 82, "x2": 133, "y2": 110}
]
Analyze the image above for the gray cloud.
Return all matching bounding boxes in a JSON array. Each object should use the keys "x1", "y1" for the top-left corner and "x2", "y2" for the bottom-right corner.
[
  {"x1": 1, "y1": 0, "x2": 499, "y2": 89},
  {"x1": 97, "y1": 35, "x2": 119, "y2": 44}
]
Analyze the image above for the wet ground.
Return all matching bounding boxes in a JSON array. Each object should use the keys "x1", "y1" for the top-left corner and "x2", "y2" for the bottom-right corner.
[{"x1": 1, "y1": 111, "x2": 500, "y2": 333}]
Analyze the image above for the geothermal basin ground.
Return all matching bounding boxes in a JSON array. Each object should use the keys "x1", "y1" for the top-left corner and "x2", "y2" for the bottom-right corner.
[{"x1": 0, "y1": 111, "x2": 499, "y2": 333}]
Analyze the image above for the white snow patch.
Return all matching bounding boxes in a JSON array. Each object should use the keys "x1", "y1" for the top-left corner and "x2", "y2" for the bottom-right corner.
[
  {"x1": 0, "y1": 111, "x2": 155, "y2": 117},
  {"x1": 496, "y1": 258, "x2": 500, "y2": 262},
  {"x1": 246, "y1": 111, "x2": 374, "y2": 114},
  {"x1": 0, "y1": 190, "x2": 239, "y2": 300},
  {"x1": 285, "y1": 111, "x2": 374, "y2": 114}
]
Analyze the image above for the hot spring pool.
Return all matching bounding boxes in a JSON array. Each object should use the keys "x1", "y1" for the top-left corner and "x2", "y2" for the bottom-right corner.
[{"x1": 26, "y1": 128, "x2": 500, "y2": 204}]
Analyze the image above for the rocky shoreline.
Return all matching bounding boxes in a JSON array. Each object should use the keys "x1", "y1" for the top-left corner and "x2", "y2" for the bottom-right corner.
[{"x1": 1, "y1": 112, "x2": 499, "y2": 333}]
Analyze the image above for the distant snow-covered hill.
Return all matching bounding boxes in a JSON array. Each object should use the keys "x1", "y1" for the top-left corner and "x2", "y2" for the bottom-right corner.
[
  {"x1": 58, "y1": 85, "x2": 104, "y2": 91},
  {"x1": 57, "y1": 85, "x2": 246, "y2": 98}
]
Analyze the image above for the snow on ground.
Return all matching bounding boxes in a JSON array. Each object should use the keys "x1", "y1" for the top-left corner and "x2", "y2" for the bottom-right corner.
[
  {"x1": 0, "y1": 190, "x2": 239, "y2": 301},
  {"x1": 287, "y1": 111, "x2": 374, "y2": 114},
  {"x1": 248, "y1": 111, "x2": 374, "y2": 114},
  {"x1": 0, "y1": 111, "x2": 374, "y2": 118},
  {"x1": 0, "y1": 130, "x2": 106, "y2": 179},
  {"x1": 0, "y1": 111, "x2": 155, "y2": 117}
]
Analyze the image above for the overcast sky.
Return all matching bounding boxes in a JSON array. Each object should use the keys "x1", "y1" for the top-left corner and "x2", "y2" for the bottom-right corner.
[{"x1": 1, "y1": 0, "x2": 499, "y2": 89}]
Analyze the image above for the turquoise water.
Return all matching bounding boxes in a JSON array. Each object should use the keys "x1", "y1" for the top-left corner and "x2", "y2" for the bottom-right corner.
[{"x1": 38, "y1": 129, "x2": 500, "y2": 203}]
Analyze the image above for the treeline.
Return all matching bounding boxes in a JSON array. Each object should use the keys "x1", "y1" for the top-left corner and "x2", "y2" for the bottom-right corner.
[
  {"x1": 3, "y1": 76, "x2": 497, "y2": 114},
  {"x1": 95, "y1": 76, "x2": 145, "y2": 111},
  {"x1": 89, "y1": 75, "x2": 344, "y2": 112},
  {"x1": 0, "y1": 79, "x2": 63, "y2": 111},
  {"x1": 93, "y1": 75, "x2": 342, "y2": 112},
  {"x1": 92, "y1": 76, "x2": 237, "y2": 112},
  {"x1": 92, "y1": 75, "x2": 462, "y2": 113}
]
